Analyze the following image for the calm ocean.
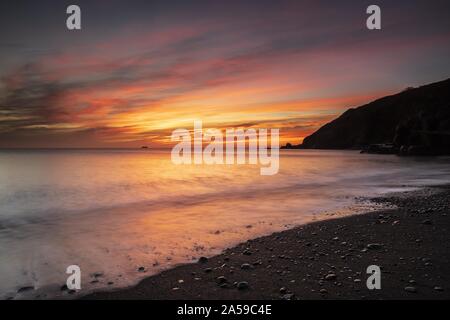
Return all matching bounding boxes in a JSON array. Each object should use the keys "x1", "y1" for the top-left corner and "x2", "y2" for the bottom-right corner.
[{"x1": 0, "y1": 149, "x2": 449, "y2": 299}]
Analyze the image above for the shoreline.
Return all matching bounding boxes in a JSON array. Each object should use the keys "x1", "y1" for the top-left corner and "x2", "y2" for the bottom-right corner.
[{"x1": 82, "y1": 186, "x2": 450, "y2": 300}]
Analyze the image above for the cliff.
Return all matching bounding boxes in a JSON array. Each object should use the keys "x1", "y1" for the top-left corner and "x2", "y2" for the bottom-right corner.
[{"x1": 297, "y1": 78, "x2": 450, "y2": 155}]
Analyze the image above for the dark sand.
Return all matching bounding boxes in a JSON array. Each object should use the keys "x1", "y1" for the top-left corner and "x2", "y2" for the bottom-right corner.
[{"x1": 83, "y1": 186, "x2": 450, "y2": 300}]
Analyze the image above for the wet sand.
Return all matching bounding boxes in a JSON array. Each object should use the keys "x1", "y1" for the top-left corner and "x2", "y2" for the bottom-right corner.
[{"x1": 83, "y1": 186, "x2": 450, "y2": 300}]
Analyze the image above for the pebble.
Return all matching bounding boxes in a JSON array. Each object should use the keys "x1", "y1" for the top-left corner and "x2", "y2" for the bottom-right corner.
[
  {"x1": 366, "y1": 243, "x2": 383, "y2": 250},
  {"x1": 93, "y1": 272, "x2": 104, "y2": 278},
  {"x1": 325, "y1": 273, "x2": 337, "y2": 281},
  {"x1": 217, "y1": 276, "x2": 227, "y2": 284},
  {"x1": 198, "y1": 257, "x2": 208, "y2": 263},
  {"x1": 434, "y1": 286, "x2": 444, "y2": 291},
  {"x1": 281, "y1": 293, "x2": 295, "y2": 300},
  {"x1": 404, "y1": 286, "x2": 417, "y2": 293},
  {"x1": 17, "y1": 286, "x2": 34, "y2": 293},
  {"x1": 241, "y1": 263, "x2": 252, "y2": 270},
  {"x1": 237, "y1": 281, "x2": 249, "y2": 290}
]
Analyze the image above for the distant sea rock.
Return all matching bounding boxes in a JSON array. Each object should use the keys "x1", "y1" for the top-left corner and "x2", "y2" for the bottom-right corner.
[{"x1": 286, "y1": 78, "x2": 450, "y2": 155}]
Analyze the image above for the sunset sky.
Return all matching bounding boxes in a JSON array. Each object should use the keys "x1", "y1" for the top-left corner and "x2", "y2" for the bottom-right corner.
[{"x1": 0, "y1": 0, "x2": 449, "y2": 148}]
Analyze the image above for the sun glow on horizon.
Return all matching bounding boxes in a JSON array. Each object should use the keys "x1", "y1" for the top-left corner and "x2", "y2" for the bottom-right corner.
[{"x1": 1, "y1": 1, "x2": 449, "y2": 148}]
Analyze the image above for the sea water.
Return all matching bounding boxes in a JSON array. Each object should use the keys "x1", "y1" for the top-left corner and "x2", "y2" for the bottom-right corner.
[{"x1": 0, "y1": 149, "x2": 449, "y2": 299}]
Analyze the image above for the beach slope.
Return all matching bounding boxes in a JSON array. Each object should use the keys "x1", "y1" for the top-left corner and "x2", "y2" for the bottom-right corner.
[{"x1": 83, "y1": 186, "x2": 450, "y2": 300}]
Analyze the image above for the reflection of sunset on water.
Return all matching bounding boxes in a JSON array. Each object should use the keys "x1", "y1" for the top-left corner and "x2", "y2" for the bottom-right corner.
[{"x1": 1, "y1": 149, "x2": 449, "y2": 298}]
